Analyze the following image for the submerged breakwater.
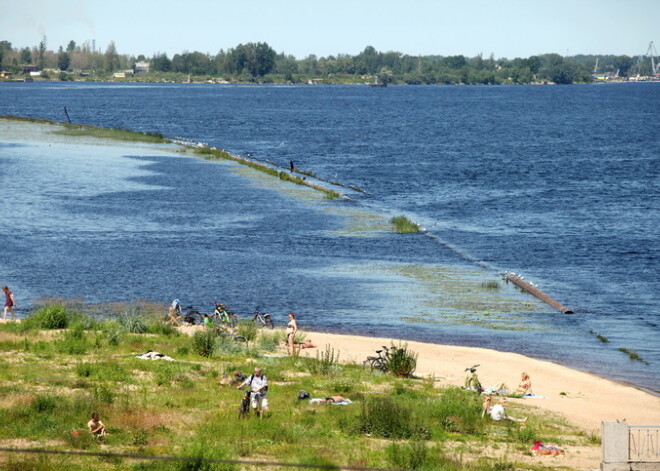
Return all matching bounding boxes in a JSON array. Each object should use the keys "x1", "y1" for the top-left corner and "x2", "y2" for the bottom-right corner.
[{"x1": 0, "y1": 82, "x2": 658, "y2": 393}]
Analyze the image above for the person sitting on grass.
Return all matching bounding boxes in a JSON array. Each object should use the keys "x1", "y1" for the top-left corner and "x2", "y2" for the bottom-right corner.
[
  {"x1": 483, "y1": 396, "x2": 527, "y2": 422},
  {"x1": 87, "y1": 412, "x2": 107, "y2": 438}
]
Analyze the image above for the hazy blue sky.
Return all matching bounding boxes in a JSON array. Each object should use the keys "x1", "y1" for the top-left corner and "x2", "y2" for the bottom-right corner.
[{"x1": 1, "y1": 0, "x2": 657, "y2": 59}]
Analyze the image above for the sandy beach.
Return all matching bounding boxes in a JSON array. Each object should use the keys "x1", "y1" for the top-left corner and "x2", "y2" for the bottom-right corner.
[
  {"x1": 301, "y1": 331, "x2": 660, "y2": 432},
  {"x1": 175, "y1": 324, "x2": 660, "y2": 433}
]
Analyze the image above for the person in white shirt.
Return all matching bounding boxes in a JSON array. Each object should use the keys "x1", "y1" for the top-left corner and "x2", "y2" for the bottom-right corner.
[
  {"x1": 483, "y1": 396, "x2": 526, "y2": 422},
  {"x1": 237, "y1": 367, "x2": 269, "y2": 417}
]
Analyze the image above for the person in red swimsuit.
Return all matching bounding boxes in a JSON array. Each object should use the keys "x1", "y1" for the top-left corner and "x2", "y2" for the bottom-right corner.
[{"x1": 3, "y1": 286, "x2": 16, "y2": 320}]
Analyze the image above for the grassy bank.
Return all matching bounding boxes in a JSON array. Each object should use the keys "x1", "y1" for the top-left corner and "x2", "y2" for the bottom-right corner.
[
  {"x1": 0, "y1": 115, "x2": 344, "y2": 200},
  {"x1": 0, "y1": 302, "x2": 598, "y2": 470}
]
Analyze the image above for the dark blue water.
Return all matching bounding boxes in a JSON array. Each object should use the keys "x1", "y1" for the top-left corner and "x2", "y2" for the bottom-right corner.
[{"x1": 0, "y1": 82, "x2": 658, "y2": 391}]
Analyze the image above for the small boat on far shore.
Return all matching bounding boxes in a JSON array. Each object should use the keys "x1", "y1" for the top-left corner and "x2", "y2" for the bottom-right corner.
[{"x1": 368, "y1": 76, "x2": 387, "y2": 87}]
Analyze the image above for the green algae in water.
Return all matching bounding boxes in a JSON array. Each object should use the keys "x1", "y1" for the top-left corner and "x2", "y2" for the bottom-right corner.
[{"x1": 384, "y1": 264, "x2": 548, "y2": 331}]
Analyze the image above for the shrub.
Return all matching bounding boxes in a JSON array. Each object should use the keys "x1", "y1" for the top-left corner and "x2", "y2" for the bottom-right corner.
[
  {"x1": 306, "y1": 344, "x2": 341, "y2": 376},
  {"x1": 385, "y1": 343, "x2": 418, "y2": 377},
  {"x1": 26, "y1": 304, "x2": 70, "y2": 329},
  {"x1": 57, "y1": 326, "x2": 88, "y2": 354},
  {"x1": 192, "y1": 330, "x2": 216, "y2": 357},
  {"x1": 358, "y1": 395, "x2": 415, "y2": 439},
  {"x1": 236, "y1": 320, "x2": 257, "y2": 343},
  {"x1": 386, "y1": 439, "x2": 430, "y2": 470},
  {"x1": 257, "y1": 331, "x2": 280, "y2": 352},
  {"x1": 434, "y1": 387, "x2": 484, "y2": 435},
  {"x1": 119, "y1": 308, "x2": 148, "y2": 334}
]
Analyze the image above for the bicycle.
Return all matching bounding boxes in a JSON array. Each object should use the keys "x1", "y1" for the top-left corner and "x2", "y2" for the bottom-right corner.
[
  {"x1": 363, "y1": 345, "x2": 391, "y2": 372},
  {"x1": 238, "y1": 388, "x2": 252, "y2": 418},
  {"x1": 213, "y1": 302, "x2": 238, "y2": 328},
  {"x1": 217, "y1": 331, "x2": 247, "y2": 343},
  {"x1": 251, "y1": 308, "x2": 274, "y2": 329},
  {"x1": 182, "y1": 305, "x2": 203, "y2": 325}
]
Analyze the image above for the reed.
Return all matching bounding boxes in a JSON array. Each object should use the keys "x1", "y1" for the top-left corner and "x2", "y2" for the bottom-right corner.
[{"x1": 391, "y1": 215, "x2": 421, "y2": 233}]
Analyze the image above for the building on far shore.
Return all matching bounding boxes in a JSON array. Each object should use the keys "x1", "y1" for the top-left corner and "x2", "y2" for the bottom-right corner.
[{"x1": 134, "y1": 61, "x2": 150, "y2": 73}]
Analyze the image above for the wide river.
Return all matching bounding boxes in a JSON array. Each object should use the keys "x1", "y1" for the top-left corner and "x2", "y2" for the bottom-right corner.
[{"x1": 0, "y1": 82, "x2": 658, "y2": 392}]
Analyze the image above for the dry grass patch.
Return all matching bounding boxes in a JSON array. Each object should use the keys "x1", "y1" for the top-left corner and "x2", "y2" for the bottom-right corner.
[{"x1": 0, "y1": 392, "x2": 35, "y2": 409}]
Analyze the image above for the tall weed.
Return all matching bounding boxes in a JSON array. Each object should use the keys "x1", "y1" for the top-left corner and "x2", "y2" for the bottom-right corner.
[
  {"x1": 119, "y1": 308, "x2": 148, "y2": 334},
  {"x1": 236, "y1": 320, "x2": 257, "y2": 343},
  {"x1": 433, "y1": 387, "x2": 484, "y2": 435},
  {"x1": 357, "y1": 395, "x2": 416, "y2": 439},
  {"x1": 385, "y1": 343, "x2": 418, "y2": 377},
  {"x1": 306, "y1": 344, "x2": 341, "y2": 376},
  {"x1": 192, "y1": 330, "x2": 216, "y2": 357}
]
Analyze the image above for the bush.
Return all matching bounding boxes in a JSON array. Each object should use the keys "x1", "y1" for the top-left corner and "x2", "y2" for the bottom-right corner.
[
  {"x1": 305, "y1": 344, "x2": 341, "y2": 376},
  {"x1": 57, "y1": 326, "x2": 88, "y2": 354},
  {"x1": 357, "y1": 395, "x2": 415, "y2": 439},
  {"x1": 385, "y1": 343, "x2": 418, "y2": 377},
  {"x1": 386, "y1": 439, "x2": 430, "y2": 470},
  {"x1": 434, "y1": 387, "x2": 484, "y2": 434},
  {"x1": 236, "y1": 321, "x2": 257, "y2": 343},
  {"x1": 192, "y1": 330, "x2": 216, "y2": 357},
  {"x1": 119, "y1": 308, "x2": 148, "y2": 334},
  {"x1": 26, "y1": 304, "x2": 70, "y2": 329}
]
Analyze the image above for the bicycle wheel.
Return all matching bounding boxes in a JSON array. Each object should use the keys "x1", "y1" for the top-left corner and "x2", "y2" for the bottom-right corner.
[{"x1": 371, "y1": 358, "x2": 386, "y2": 372}]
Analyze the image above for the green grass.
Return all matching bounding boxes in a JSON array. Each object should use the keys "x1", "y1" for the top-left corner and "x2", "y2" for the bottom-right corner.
[
  {"x1": 56, "y1": 123, "x2": 169, "y2": 143},
  {"x1": 391, "y1": 215, "x2": 421, "y2": 233},
  {"x1": 0, "y1": 307, "x2": 598, "y2": 470},
  {"x1": 618, "y1": 347, "x2": 649, "y2": 364}
]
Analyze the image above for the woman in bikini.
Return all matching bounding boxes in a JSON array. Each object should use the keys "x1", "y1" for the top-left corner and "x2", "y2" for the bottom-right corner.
[
  {"x1": 286, "y1": 312, "x2": 298, "y2": 355},
  {"x1": 514, "y1": 372, "x2": 533, "y2": 396}
]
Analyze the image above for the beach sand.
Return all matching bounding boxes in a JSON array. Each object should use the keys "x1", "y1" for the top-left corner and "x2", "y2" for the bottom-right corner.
[
  {"x1": 298, "y1": 331, "x2": 660, "y2": 432},
  {"x1": 175, "y1": 324, "x2": 660, "y2": 433}
]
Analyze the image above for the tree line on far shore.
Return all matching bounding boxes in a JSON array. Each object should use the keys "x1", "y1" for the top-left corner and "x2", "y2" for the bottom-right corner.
[{"x1": 0, "y1": 38, "x2": 657, "y2": 85}]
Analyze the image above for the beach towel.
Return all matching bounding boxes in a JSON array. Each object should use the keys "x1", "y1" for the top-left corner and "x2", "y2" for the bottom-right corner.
[{"x1": 522, "y1": 393, "x2": 545, "y2": 398}]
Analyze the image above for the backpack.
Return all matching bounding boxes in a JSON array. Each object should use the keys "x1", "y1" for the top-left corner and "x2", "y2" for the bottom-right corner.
[{"x1": 298, "y1": 390, "x2": 310, "y2": 400}]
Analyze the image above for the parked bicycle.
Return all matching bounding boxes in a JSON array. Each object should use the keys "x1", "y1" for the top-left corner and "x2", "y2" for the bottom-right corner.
[
  {"x1": 213, "y1": 302, "x2": 238, "y2": 328},
  {"x1": 363, "y1": 345, "x2": 391, "y2": 372},
  {"x1": 182, "y1": 305, "x2": 203, "y2": 325},
  {"x1": 251, "y1": 307, "x2": 274, "y2": 329}
]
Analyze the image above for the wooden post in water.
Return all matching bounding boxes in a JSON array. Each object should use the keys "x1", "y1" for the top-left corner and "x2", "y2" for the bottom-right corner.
[{"x1": 504, "y1": 273, "x2": 573, "y2": 314}]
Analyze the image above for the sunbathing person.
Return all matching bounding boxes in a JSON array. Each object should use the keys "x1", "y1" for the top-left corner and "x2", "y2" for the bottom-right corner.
[
  {"x1": 310, "y1": 395, "x2": 351, "y2": 404},
  {"x1": 514, "y1": 372, "x2": 533, "y2": 396}
]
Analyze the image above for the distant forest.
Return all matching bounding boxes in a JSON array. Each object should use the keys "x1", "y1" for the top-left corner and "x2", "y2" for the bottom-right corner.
[{"x1": 1, "y1": 38, "x2": 657, "y2": 85}]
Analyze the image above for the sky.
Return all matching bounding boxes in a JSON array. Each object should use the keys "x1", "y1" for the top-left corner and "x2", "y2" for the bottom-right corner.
[{"x1": 1, "y1": 0, "x2": 658, "y2": 59}]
